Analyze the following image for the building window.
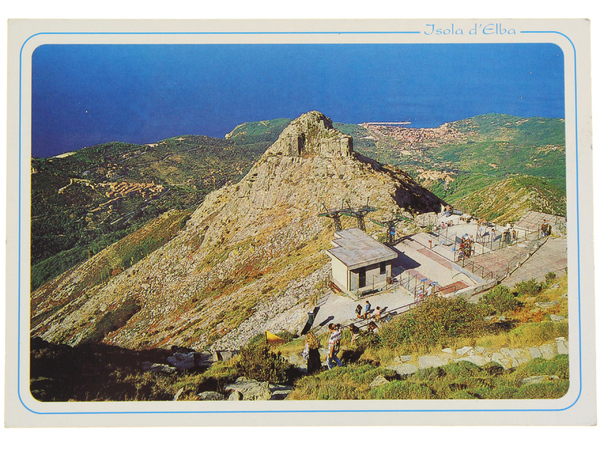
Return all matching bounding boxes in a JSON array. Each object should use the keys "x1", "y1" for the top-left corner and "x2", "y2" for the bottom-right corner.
[{"x1": 380, "y1": 262, "x2": 386, "y2": 275}]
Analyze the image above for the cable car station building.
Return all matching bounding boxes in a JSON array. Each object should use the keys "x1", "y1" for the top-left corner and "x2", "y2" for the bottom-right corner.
[{"x1": 326, "y1": 228, "x2": 397, "y2": 297}]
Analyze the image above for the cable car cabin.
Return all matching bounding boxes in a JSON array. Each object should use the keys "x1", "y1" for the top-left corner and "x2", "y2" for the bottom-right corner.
[{"x1": 325, "y1": 228, "x2": 397, "y2": 297}]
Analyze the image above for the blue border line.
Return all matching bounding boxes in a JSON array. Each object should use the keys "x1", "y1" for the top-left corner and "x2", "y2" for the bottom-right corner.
[{"x1": 18, "y1": 29, "x2": 581, "y2": 416}]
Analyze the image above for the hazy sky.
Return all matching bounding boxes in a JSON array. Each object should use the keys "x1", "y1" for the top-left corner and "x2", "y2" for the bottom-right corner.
[{"x1": 31, "y1": 43, "x2": 564, "y2": 158}]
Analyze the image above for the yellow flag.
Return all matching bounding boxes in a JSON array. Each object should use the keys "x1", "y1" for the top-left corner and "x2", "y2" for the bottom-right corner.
[{"x1": 265, "y1": 331, "x2": 284, "y2": 345}]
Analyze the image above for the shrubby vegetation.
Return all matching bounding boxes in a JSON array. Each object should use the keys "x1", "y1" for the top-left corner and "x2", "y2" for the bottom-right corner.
[
  {"x1": 375, "y1": 295, "x2": 490, "y2": 353},
  {"x1": 236, "y1": 342, "x2": 294, "y2": 384},
  {"x1": 481, "y1": 285, "x2": 520, "y2": 314}
]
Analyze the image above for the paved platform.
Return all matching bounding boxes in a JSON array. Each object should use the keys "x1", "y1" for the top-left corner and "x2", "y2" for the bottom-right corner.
[{"x1": 502, "y1": 237, "x2": 567, "y2": 287}]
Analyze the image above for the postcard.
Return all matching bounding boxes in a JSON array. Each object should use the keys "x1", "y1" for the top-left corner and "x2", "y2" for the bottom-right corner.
[{"x1": 5, "y1": 19, "x2": 596, "y2": 427}]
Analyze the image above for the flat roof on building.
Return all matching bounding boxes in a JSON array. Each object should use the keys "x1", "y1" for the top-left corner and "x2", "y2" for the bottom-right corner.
[{"x1": 326, "y1": 228, "x2": 397, "y2": 270}]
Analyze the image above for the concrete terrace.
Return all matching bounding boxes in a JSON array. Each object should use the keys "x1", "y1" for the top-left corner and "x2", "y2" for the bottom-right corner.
[{"x1": 315, "y1": 211, "x2": 567, "y2": 331}]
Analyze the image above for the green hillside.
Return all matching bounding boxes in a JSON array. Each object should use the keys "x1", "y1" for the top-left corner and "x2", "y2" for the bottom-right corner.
[
  {"x1": 337, "y1": 114, "x2": 566, "y2": 219},
  {"x1": 31, "y1": 131, "x2": 281, "y2": 291},
  {"x1": 452, "y1": 175, "x2": 567, "y2": 224}
]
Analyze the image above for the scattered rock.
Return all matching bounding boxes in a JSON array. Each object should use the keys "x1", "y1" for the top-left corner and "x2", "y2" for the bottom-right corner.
[
  {"x1": 198, "y1": 391, "x2": 225, "y2": 401},
  {"x1": 369, "y1": 375, "x2": 390, "y2": 388},
  {"x1": 550, "y1": 315, "x2": 566, "y2": 322}
]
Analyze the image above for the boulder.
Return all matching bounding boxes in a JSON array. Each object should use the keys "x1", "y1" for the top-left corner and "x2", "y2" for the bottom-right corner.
[
  {"x1": 441, "y1": 348, "x2": 453, "y2": 354},
  {"x1": 142, "y1": 362, "x2": 176, "y2": 374},
  {"x1": 286, "y1": 353, "x2": 304, "y2": 366},
  {"x1": 539, "y1": 343, "x2": 557, "y2": 360},
  {"x1": 455, "y1": 355, "x2": 490, "y2": 367},
  {"x1": 418, "y1": 355, "x2": 446, "y2": 369},
  {"x1": 369, "y1": 375, "x2": 390, "y2": 388},
  {"x1": 491, "y1": 353, "x2": 511, "y2": 369},
  {"x1": 456, "y1": 346, "x2": 473, "y2": 356},
  {"x1": 556, "y1": 340, "x2": 569, "y2": 355},
  {"x1": 198, "y1": 391, "x2": 225, "y2": 401},
  {"x1": 388, "y1": 364, "x2": 418, "y2": 376},
  {"x1": 228, "y1": 390, "x2": 242, "y2": 401},
  {"x1": 550, "y1": 315, "x2": 566, "y2": 322},
  {"x1": 529, "y1": 347, "x2": 543, "y2": 359},
  {"x1": 225, "y1": 377, "x2": 272, "y2": 401},
  {"x1": 167, "y1": 352, "x2": 196, "y2": 370},
  {"x1": 269, "y1": 383, "x2": 293, "y2": 400}
]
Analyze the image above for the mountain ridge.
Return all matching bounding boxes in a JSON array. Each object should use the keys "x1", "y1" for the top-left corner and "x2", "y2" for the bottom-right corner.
[{"x1": 31, "y1": 111, "x2": 443, "y2": 351}]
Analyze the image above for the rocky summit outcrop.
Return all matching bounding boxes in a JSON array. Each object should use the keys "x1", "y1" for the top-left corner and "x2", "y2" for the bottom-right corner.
[{"x1": 31, "y1": 111, "x2": 443, "y2": 351}]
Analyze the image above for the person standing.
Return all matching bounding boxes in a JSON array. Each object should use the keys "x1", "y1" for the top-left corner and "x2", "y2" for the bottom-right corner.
[
  {"x1": 303, "y1": 331, "x2": 322, "y2": 374},
  {"x1": 349, "y1": 323, "x2": 360, "y2": 345},
  {"x1": 355, "y1": 304, "x2": 363, "y2": 319},
  {"x1": 364, "y1": 300, "x2": 372, "y2": 318},
  {"x1": 326, "y1": 324, "x2": 343, "y2": 369}
]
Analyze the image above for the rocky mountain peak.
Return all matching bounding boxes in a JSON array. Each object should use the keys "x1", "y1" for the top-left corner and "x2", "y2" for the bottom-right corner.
[{"x1": 264, "y1": 111, "x2": 352, "y2": 159}]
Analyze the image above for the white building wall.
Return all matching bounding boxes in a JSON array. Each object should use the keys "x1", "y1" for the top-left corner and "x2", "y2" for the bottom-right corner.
[{"x1": 331, "y1": 257, "x2": 349, "y2": 291}]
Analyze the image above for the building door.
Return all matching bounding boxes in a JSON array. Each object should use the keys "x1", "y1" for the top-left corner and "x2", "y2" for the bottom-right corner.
[{"x1": 358, "y1": 268, "x2": 366, "y2": 288}]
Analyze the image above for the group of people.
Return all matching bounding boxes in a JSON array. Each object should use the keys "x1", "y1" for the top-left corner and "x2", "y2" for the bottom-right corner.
[
  {"x1": 302, "y1": 323, "x2": 344, "y2": 373},
  {"x1": 302, "y1": 301, "x2": 387, "y2": 373},
  {"x1": 354, "y1": 300, "x2": 382, "y2": 320},
  {"x1": 459, "y1": 234, "x2": 475, "y2": 259}
]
